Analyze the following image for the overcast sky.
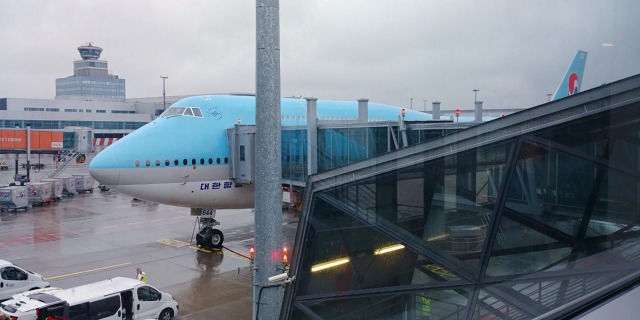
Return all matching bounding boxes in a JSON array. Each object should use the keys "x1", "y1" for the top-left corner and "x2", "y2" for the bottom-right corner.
[{"x1": 1, "y1": 1, "x2": 638, "y2": 110}]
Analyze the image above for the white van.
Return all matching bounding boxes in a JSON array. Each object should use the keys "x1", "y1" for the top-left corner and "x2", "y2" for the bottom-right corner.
[
  {"x1": 0, "y1": 287, "x2": 65, "y2": 320},
  {"x1": 0, "y1": 259, "x2": 50, "y2": 301},
  {"x1": 0, "y1": 277, "x2": 178, "y2": 320}
]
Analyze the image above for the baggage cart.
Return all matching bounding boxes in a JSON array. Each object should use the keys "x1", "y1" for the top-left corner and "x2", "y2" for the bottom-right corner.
[
  {"x1": 73, "y1": 174, "x2": 94, "y2": 193},
  {"x1": 0, "y1": 186, "x2": 29, "y2": 212},
  {"x1": 55, "y1": 176, "x2": 76, "y2": 196},
  {"x1": 27, "y1": 182, "x2": 52, "y2": 206},
  {"x1": 40, "y1": 178, "x2": 63, "y2": 201}
]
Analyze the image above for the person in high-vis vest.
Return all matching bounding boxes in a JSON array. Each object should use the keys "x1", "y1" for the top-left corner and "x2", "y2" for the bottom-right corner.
[
  {"x1": 136, "y1": 267, "x2": 148, "y2": 283},
  {"x1": 419, "y1": 295, "x2": 431, "y2": 319}
]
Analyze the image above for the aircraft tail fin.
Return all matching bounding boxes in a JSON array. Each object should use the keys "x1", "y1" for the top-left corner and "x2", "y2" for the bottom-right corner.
[{"x1": 552, "y1": 50, "x2": 588, "y2": 100}]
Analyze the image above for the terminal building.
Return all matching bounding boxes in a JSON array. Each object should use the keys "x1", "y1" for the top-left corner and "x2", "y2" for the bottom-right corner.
[
  {"x1": 0, "y1": 43, "x2": 163, "y2": 141},
  {"x1": 281, "y1": 74, "x2": 640, "y2": 319},
  {"x1": 1, "y1": 44, "x2": 513, "y2": 146}
]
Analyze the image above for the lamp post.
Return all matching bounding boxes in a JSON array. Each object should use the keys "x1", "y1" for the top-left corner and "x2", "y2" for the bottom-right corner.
[
  {"x1": 410, "y1": 97, "x2": 413, "y2": 109},
  {"x1": 546, "y1": 93, "x2": 552, "y2": 102},
  {"x1": 473, "y1": 89, "x2": 479, "y2": 102},
  {"x1": 161, "y1": 75, "x2": 168, "y2": 110},
  {"x1": 423, "y1": 99, "x2": 428, "y2": 112}
]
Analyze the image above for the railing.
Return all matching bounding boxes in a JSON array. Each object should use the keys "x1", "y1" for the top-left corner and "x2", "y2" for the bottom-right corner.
[{"x1": 42, "y1": 148, "x2": 79, "y2": 179}]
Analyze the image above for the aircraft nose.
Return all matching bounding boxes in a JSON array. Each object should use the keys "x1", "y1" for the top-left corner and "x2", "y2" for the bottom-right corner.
[{"x1": 89, "y1": 147, "x2": 121, "y2": 186}]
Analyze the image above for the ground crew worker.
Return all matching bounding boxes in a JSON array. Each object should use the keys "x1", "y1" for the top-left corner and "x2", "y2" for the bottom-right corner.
[{"x1": 136, "y1": 267, "x2": 148, "y2": 283}]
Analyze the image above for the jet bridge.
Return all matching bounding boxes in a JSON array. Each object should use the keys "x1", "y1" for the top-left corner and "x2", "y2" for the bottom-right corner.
[
  {"x1": 226, "y1": 125, "x2": 256, "y2": 184},
  {"x1": 226, "y1": 120, "x2": 475, "y2": 187}
]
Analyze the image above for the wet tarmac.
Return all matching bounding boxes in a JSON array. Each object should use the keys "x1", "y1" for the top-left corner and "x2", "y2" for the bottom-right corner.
[{"x1": 0, "y1": 152, "x2": 300, "y2": 319}]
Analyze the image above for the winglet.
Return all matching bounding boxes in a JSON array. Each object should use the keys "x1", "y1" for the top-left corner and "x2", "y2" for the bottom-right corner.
[{"x1": 552, "y1": 50, "x2": 588, "y2": 100}]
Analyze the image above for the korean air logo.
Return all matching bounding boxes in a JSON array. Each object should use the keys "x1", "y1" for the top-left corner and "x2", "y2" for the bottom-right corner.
[
  {"x1": 568, "y1": 72, "x2": 580, "y2": 95},
  {"x1": 209, "y1": 108, "x2": 222, "y2": 120}
]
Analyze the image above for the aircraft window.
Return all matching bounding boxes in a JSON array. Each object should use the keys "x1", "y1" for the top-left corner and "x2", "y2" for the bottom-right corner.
[
  {"x1": 162, "y1": 107, "x2": 186, "y2": 117},
  {"x1": 135, "y1": 160, "x2": 140, "y2": 167},
  {"x1": 165, "y1": 160, "x2": 170, "y2": 166},
  {"x1": 286, "y1": 115, "x2": 290, "y2": 120},
  {"x1": 216, "y1": 158, "x2": 221, "y2": 164},
  {"x1": 192, "y1": 108, "x2": 203, "y2": 117},
  {"x1": 200, "y1": 158, "x2": 205, "y2": 165},
  {"x1": 155, "y1": 160, "x2": 160, "y2": 167},
  {"x1": 191, "y1": 159, "x2": 196, "y2": 165},
  {"x1": 145, "y1": 160, "x2": 150, "y2": 167},
  {"x1": 224, "y1": 157, "x2": 228, "y2": 164},
  {"x1": 183, "y1": 159, "x2": 187, "y2": 165},
  {"x1": 174, "y1": 159, "x2": 179, "y2": 166},
  {"x1": 184, "y1": 108, "x2": 194, "y2": 117},
  {"x1": 208, "y1": 158, "x2": 213, "y2": 165}
]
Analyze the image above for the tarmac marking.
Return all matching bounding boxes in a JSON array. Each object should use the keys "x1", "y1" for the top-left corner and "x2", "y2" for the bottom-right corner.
[
  {"x1": 45, "y1": 262, "x2": 132, "y2": 280},
  {"x1": 157, "y1": 238, "x2": 212, "y2": 253}
]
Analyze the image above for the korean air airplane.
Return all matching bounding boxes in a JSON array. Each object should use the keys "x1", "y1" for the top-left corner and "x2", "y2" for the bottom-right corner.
[
  {"x1": 89, "y1": 51, "x2": 585, "y2": 249},
  {"x1": 552, "y1": 50, "x2": 588, "y2": 100},
  {"x1": 89, "y1": 95, "x2": 437, "y2": 248}
]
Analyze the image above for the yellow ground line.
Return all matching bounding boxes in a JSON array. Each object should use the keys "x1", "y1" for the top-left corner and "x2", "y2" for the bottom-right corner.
[
  {"x1": 157, "y1": 238, "x2": 213, "y2": 253},
  {"x1": 45, "y1": 262, "x2": 132, "y2": 280}
]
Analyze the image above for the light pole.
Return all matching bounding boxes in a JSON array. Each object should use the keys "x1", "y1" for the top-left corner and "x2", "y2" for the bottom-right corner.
[
  {"x1": 161, "y1": 75, "x2": 168, "y2": 110},
  {"x1": 473, "y1": 89, "x2": 479, "y2": 102},
  {"x1": 410, "y1": 97, "x2": 413, "y2": 109},
  {"x1": 423, "y1": 99, "x2": 428, "y2": 112},
  {"x1": 546, "y1": 93, "x2": 552, "y2": 102}
]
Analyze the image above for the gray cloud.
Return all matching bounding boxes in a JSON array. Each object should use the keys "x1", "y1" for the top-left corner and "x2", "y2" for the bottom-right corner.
[{"x1": 1, "y1": 0, "x2": 638, "y2": 111}]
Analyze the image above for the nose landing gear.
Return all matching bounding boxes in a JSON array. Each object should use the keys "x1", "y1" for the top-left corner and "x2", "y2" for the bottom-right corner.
[
  {"x1": 196, "y1": 225, "x2": 224, "y2": 248},
  {"x1": 193, "y1": 216, "x2": 224, "y2": 249}
]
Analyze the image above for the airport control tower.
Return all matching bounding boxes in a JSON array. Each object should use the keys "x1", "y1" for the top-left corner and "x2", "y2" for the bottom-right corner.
[{"x1": 55, "y1": 43, "x2": 126, "y2": 101}]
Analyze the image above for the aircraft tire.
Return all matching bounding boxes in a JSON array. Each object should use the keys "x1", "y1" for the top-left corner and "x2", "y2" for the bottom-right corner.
[
  {"x1": 196, "y1": 227, "x2": 214, "y2": 247},
  {"x1": 210, "y1": 229, "x2": 224, "y2": 248}
]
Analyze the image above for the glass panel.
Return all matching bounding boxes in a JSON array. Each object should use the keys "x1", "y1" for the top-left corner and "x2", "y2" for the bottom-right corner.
[
  {"x1": 472, "y1": 290, "x2": 531, "y2": 320},
  {"x1": 348, "y1": 127, "x2": 367, "y2": 163},
  {"x1": 297, "y1": 196, "x2": 465, "y2": 297},
  {"x1": 325, "y1": 140, "x2": 510, "y2": 274},
  {"x1": 299, "y1": 289, "x2": 470, "y2": 320},
  {"x1": 488, "y1": 136, "x2": 640, "y2": 278}
]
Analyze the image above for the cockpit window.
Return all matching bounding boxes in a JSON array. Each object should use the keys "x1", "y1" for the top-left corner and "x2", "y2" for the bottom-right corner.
[
  {"x1": 162, "y1": 107, "x2": 186, "y2": 117},
  {"x1": 161, "y1": 106, "x2": 203, "y2": 118}
]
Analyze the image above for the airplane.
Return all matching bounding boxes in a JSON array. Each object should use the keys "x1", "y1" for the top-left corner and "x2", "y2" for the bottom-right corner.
[
  {"x1": 89, "y1": 51, "x2": 586, "y2": 249},
  {"x1": 89, "y1": 96, "x2": 438, "y2": 248},
  {"x1": 552, "y1": 50, "x2": 588, "y2": 100}
]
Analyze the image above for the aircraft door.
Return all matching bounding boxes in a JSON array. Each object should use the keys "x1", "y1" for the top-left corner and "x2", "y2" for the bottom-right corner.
[{"x1": 134, "y1": 285, "x2": 162, "y2": 320}]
